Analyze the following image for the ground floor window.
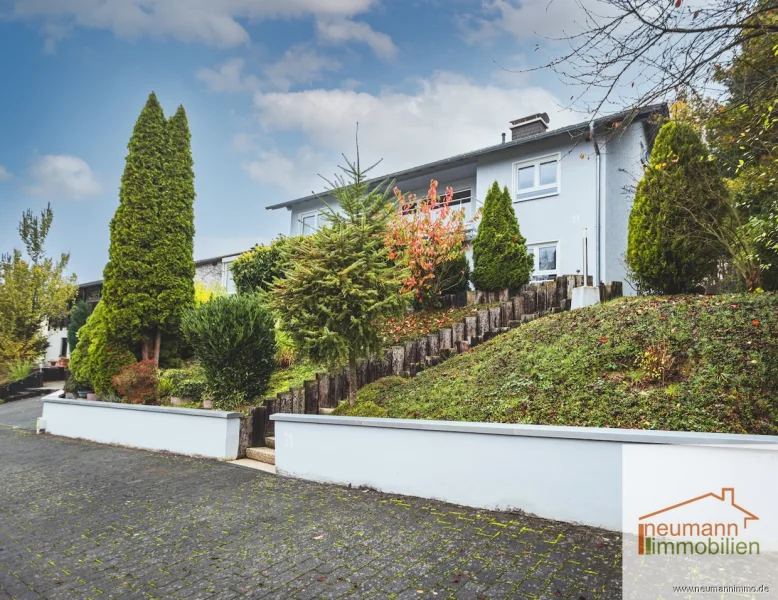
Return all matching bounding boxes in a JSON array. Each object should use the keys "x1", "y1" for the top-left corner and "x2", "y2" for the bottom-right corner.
[{"x1": 528, "y1": 242, "x2": 558, "y2": 281}]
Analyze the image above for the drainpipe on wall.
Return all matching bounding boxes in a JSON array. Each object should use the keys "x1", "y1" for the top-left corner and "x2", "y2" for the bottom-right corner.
[{"x1": 589, "y1": 122, "x2": 601, "y2": 285}]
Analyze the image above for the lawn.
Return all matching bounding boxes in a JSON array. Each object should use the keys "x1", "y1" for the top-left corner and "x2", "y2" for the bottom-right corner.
[{"x1": 338, "y1": 293, "x2": 778, "y2": 435}]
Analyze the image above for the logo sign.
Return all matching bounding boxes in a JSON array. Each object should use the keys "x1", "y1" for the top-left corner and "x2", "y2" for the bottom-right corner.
[{"x1": 622, "y1": 444, "x2": 778, "y2": 599}]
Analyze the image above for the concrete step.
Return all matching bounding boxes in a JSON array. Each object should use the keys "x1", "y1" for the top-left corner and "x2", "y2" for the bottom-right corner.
[
  {"x1": 228, "y1": 458, "x2": 276, "y2": 474},
  {"x1": 246, "y1": 446, "x2": 275, "y2": 465},
  {"x1": 265, "y1": 436, "x2": 275, "y2": 449}
]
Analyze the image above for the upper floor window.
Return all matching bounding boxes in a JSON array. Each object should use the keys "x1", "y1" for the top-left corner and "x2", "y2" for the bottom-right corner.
[
  {"x1": 514, "y1": 153, "x2": 560, "y2": 201},
  {"x1": 300, "y1": 211, "x2": 322, "y2": 236}
]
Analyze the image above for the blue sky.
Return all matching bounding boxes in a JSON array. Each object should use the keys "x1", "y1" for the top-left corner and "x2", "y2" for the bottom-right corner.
[{"x1": 0, "y1": 0, "x2": 592, "y2": 283}]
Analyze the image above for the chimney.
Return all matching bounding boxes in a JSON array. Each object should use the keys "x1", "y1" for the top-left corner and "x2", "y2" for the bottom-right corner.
[
  {"x1": 501, "y1": 132, "x2": 506, "y2": 144},
  {"x1": 509, "y1": 112, "x2": 550, "y2": 141}
]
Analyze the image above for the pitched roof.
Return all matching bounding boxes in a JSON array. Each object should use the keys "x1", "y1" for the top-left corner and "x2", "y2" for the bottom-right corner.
[
  {"x1": 265, "y1": 103, "x2": 667, "y2": 211},
  {"x1": 77, "y1": 251, "x2": 248, "y2": 288}
]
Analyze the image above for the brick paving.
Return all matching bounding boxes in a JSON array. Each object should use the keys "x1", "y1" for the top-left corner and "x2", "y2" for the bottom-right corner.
[{"x1": 0, "y1": 428, "x2": 622, "y2": 599}]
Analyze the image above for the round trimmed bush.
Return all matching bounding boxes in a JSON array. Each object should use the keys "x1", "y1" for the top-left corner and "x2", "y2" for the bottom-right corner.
[{"x1": 181, "y1": 294, "x2": 276, "y2": 410}]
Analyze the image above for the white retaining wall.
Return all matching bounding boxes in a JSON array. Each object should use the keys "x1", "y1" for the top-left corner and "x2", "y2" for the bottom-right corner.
[
  {"x1": 42, "y1": 398, "x2": 242, "y2": 460},
  {"x1": 271, "y1": 414, "x2": 778, "y2": 530}
]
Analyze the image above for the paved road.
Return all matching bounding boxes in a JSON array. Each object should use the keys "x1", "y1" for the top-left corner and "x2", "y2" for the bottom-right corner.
[
  {"x1": 0, "y1": 429, "x2": 622, "y2": 600},
  {"x1": 0, "y1": 396, "x2": 45, "y2": 430}
]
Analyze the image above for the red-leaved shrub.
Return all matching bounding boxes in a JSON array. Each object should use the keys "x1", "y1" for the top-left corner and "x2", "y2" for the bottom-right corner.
[{"x1": 112, "y1": 360, "x2": 159, "y2": 405}]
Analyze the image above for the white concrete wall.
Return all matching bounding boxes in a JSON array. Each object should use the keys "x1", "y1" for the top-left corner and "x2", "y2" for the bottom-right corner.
[
  {"x1": 42, "y1": 398, "x2": 242, "y2": 460},
  {"x1": 271, "y1": 415, "x2": 778, "y2": 530}
]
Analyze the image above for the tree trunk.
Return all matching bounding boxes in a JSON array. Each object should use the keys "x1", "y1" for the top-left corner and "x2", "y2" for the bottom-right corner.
[
  {"x1": 348, "y1": 351, "x2": 358, "y2": 406},
  {"x1": 153, "y1": 329, "x2": 162, "y2": 365},
  {"x1": 141, "y1": 334, "x2": 153, "y2": 361},
  {"x1": 140, "y1": 329, "x2": 162, "y2": 364}
]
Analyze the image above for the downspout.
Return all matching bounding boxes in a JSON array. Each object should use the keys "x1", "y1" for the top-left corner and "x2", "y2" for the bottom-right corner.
[{"x1": 589, "y1": 121, "x2": 601, "y2": 285}]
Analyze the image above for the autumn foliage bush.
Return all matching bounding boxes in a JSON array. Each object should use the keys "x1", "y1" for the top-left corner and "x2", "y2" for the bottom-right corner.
[
  {"x1": 385, "y1": 180, "x2": 476, "y2": 307},
  {"x1": 112, "y1": 360, "x2": 159, "y2": 405}
]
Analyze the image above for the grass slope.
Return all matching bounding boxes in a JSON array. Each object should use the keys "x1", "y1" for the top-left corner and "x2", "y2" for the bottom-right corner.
[{"x1": 339, "y1": 294, "x2": 778, "y2": 435}]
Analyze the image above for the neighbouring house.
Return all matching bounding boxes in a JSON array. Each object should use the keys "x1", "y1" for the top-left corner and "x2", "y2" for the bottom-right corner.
[
  {"x1": 45, "y1": 252, "x2": 245, "y2": 362},
  {"x1": 266, "y1": 104, "x2": 668, "y2": 294}
]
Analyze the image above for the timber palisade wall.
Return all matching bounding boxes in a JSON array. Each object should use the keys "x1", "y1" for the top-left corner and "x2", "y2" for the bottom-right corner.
[{"x1": 238, "y1": 276, "x2": 622, "y2": 456}]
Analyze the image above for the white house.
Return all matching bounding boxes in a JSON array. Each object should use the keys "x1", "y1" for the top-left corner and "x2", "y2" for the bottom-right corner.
[{"x1": 266, "y1": 104, "x2": 667, "y2": 294}]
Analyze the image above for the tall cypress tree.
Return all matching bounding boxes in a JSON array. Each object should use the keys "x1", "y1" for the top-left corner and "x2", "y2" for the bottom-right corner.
[
  {"x1": 102, "y1": 92, "x2": 167, "y2": 360},
  {"x1": 102, "y1": 93, "x2": 196, "y2": 364},
  {"x1": 471, "y1": 181, "x2": 533, "y2": 291},
  {"x1": 156, "y1": 106, "x2": 195, "y2": 351}
]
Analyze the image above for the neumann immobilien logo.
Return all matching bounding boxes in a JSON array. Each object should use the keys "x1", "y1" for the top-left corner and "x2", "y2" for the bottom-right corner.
[{"x1": 638, "y1": 487, "x2": 761, "y2": 556}]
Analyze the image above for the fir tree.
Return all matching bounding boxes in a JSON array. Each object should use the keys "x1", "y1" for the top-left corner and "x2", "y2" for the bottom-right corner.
[
  {"x1": 269, "y1": 147, "x2": 408, "y2": 406},
  {"x1": 626, "y1": 121, "x2": 727, "y2": 294},
  {"x1": 471, "y1": 181, "x2": 533, "y2": 291}
]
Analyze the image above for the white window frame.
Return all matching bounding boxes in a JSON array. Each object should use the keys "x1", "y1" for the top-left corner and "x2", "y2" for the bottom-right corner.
[
  {"x1": 527, "y1": 241, "x2": 560, "y2": 281},
  {"x1": 221, "y1": 256, "x2": 238, "y2": 294},
  {"x1": 513, "y1": 153, "x2": 561, "y2": 202},
  {"x1": 299, "y1": 210, "x2": 323, "y2": 236}
]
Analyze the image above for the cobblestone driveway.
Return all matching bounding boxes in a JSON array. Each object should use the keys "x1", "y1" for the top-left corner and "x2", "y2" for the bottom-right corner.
[{"x1": 0, "y1": 428, "x2": 622, "y2": 600}]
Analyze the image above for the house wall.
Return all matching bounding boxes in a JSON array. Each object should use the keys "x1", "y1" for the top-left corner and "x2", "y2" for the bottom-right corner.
[
  {"x1": 602, "y1": 123, "x2": 648, "y2": 295},
  {"x1": 44, "y1": 327, "x2": 68, "y2": 363},
  {"x1": 284, "y1": 123, "x2": 647, "y2": 291},
  {"x1": 195, "y1": 262, "x2": 223, "y2": 288},
  {"x1": 475, "y1": 135, "x2": 599, "y2": 279}
]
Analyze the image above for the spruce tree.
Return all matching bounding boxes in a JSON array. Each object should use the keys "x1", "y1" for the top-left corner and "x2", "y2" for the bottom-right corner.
[
  {"x1": 626, "y1": 121, "x2": 727, "y2": 294},
  {"x1": 471, "y1": 181, "x2": 533, "y2": 291},
  {"x1": 269, "y1": 148, "x2": 408, "y2": 406}
]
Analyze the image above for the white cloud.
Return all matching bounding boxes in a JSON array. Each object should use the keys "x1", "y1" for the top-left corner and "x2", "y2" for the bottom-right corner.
[
  {"x1": 199, "y1": 49, "x2": 341, "y2": 94},
  {"x1": 264, "y1": 45, "x2": 341, "y2": 92},
  {"x1": 196, "y1": 58, "x2": 259, "y2": 93},
  {"x1": 0, "y1": 165, "x2": 12, "y2": 181},
  {"x1": 459, "y1": 0, "x2": 585, "y2": 45},
  {"x1": 230, "y1": 132, "x2": 257, "y2": 154},
  {"x1": 12, "y1": 0, "x2": 378, "y2": 49},
  {"x1": 248, "y1": 70, "x2": 576, "y2": 197},
  {"x1": 242, "y1": 146, "x2": 328, "y2": 193},
  {"x1": 28, "y1": 155, "x2": 101, "y2": 200},
  {"x1": 316, "y1": 18, "x2": 397, "y2": 60}
]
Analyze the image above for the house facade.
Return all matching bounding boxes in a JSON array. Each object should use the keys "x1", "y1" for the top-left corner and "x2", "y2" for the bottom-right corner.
[{"x1": 266, "y1": 104, "x2": 667, "y2": 295}]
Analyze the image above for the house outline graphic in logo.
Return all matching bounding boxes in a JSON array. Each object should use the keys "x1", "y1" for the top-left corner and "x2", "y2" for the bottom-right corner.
[{"x1": 637, "y1": 488, "x2": 760, "y2": 555}]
